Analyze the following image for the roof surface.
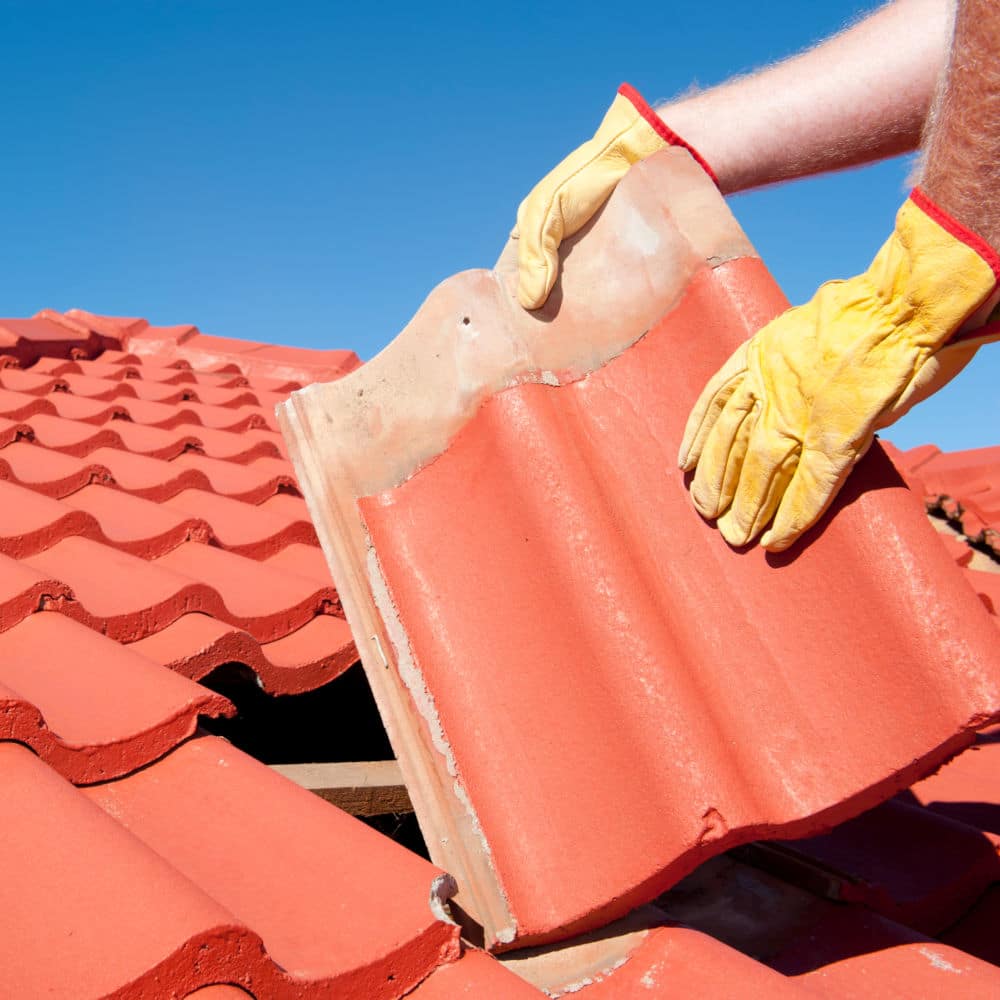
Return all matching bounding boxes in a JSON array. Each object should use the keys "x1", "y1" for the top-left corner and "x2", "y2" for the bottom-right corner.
[
  {"x1": 0, "y1": 312, "x2": 475, "y2": 997},
  {"x1": 1, "y1": 156, "x2": 999, "y2": 996}
]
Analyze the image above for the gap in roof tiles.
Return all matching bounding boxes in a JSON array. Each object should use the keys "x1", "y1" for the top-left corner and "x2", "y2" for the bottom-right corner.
[
  {"x1": 197, "y1": 661, "x2": 429, "y2": 857},
  {"x1": 199, "y1": 662, "x2": 391, "y2": 764}
]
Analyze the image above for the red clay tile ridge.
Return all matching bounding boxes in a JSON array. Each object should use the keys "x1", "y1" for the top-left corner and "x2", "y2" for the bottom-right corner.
[
  {"x1": 56, "y1": 308, "x2": 364, "y2": 385},
  {"x1": 279, "y1": 147, "x2": 1000, "y2": 951}
]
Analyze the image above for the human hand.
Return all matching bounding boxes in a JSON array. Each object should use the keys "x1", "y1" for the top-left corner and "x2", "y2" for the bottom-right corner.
[
  {"x1": 515, "y1": 84, "x2": 715, "y2": 310},
  {"x1": 678, "y1": 188, "x2": 1000, "y2": 551}
]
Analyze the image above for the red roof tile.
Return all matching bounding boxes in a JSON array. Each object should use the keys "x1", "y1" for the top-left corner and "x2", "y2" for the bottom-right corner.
[
  {"x1": 58, "y1": 307, "x2": 362, "y2": 385},
  {"x1": 12, "y1": 535, "x2": 336, "y2": 643},
  {"x1": 411, "y1": 949, "x2": 544, "y2": 998},
  {"x1": 82, "y1": 736, "x2": 460, "y2": 995},
  {"x1": 0, "y1": 737, "x2": 459, "y2": 998},
  {"x1": 0, "y1": 614, "x2": 232, "y2": 782},
  {"x1": 0, "y1": 314, "x2": 356, "y2": 697},
  {"x1": 162, "y1": 488, "x2": 318, "y2": 556},
  {"x1": 769, "y1": 903, "x2": 1000, "y2": 998},
  {"x1": 0, "y1": 311, "x2": 508, "y2": 997},
  {"x1": 0, "y1": 440, "x2": 113, "y2": 495},
  {"x1": 769, "y1": 796, "x2": 1000, "y2": 934},
  {"x1": 282, "y1": 149, "x2": 1000, "y2": 951},
  {"x1": 909, "y1": 725, "x2": 1000, "y2": 832},
  {"x1": 886, "y1": 441, "x2": 1000, "y2": 558},
  {"x1": 127, "y1": 611, "x2": 357, "y2": 694}
]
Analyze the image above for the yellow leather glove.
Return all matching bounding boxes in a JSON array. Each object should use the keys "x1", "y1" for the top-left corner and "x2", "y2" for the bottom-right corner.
[
  {"x1": 678, "y1": 188, "x2": 1000, "y2": 552},
  {"x1": 515, "y1": 84, "x2": 716, "y2": 310}
]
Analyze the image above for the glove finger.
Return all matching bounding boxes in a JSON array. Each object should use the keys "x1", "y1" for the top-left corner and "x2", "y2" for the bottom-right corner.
[
  {"x1": 515, "y1": 132, "x2": 630, "y2": 310},
  {"x1": 678, "y1": 341, "x2": 750, "y2": 471},
  {"x1": 689, "y1": 380, "x2": 758, "y2": 520},
  {"x1": 759, "y1": 446, "x2": 856, "y2": 552},
  {"x1": 716, "y1": 420, "x2": 800, "y2": 548},
  {"x1": 516, "y1": 194, "x2": 563, "y2": 311}
]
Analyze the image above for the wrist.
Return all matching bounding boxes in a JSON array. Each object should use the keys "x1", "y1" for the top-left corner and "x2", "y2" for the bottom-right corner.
[{"x1": 619, "y1": 84, "x2": 718, "y2": 187}]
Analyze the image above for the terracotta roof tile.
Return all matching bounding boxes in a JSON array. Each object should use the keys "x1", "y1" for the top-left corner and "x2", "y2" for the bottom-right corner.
[
  {"x1": 25, "y1": 411, "x2": 129, "y2": 455},
  {"x1": 769, "y1": 904, "x2": 1000, "y2": 997},
  {"x1": 126, "y1": 611, "x2": 357, "y2": 694},
  {"x1": 23, "y1": 412, "x2": 277, "y2": 463},
  {"x1": 282, "y1": 148, "x2": 1000, "y2": 950},
  {"x1": 262, "y1": 541, "x2": 334, "y2": 583},
  {"x1": 17, "y1": 535, "x2": 337, "y2": 642},
  {"x1": 0, "y1": 314, "x2": 496, "y2": 996},
  {"x1": 0, "y1": 480, "x2": 206, "y2": 559},
  {"x1": 0, "y1": 742, "x2": 256, "y2": 999},
  {"x1": 0, "y1": 174, "x2": 996, "y2": 996},
  {"x1": 56, "y1": 307, "x2": 362, "y2": 385},
  {"x1": 0, "y1": 321, "x2": 355, "y2": 704},
  {"x1": 1, "y1": 735, "x2": 459, "y2": 998},
  {"x1": 163, "y1": 488, "x2": 318, "y2": 557},
  {"x1": 61, "y1": 483, "x2": 212, "y2": 555},
  {"x1": 0, "y1": 614, "x2": 231, "y2": 782},
  {"x1": 0, "y1": 368, "x2": 68, "y2": 394},
  {"x1": 84, "y1": 447, "x2": 220, "y2": 500},
  {"x1": 169, "y1": 451, "x2": 298, "y2": 501},
  {"x1": 0, "y1": 553, "x2": 73, "y2": 628},
  {"x1": 0, "y1": 315, "x2": 100, "y2": 365},
  {"x1": 0, "y1": 439, "x2": 114, "y2": 495},
  {"x1": 769, "y1": 796, "x2": 1000, "y2": 934},
  {"x1": 46, "y1": 392, "x2": 131, "y2": 423},
  {"x1": 81, "y1": 735, "x2": 460, "y2": 996},
  {"x1": 0, "y1": 386, "x2": 55, "y2": 420},
  {"x1": 886, "y1": 440, "x2": 1000, "y2": 558},
  {"x1": 909, "y1": 726, "x2": 1000, "y2": 831},
  {"x1": 154, "y1": 539, "x2": 340, "y2": 633},
  {"x1": 0, "y1": 414, "x2": 31, "y2": 448}
]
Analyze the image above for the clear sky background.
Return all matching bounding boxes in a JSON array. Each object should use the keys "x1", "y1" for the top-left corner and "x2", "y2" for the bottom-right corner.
[{"x1": 1, "y1": 0, "x2": 994, "y2": 451}]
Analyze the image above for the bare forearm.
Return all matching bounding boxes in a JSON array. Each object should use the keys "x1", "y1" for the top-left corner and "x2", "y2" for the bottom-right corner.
[
  {"x1": 920, "y1": 0, "x2": 1000, "y2": 249},
  {"x1": 656, "y1": 0, "x2": 953, "y2": 194}
]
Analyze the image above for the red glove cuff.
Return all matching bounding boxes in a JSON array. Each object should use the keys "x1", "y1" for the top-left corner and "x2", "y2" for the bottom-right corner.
[
  {"x1": 910, "y1": 186, "x2": 1000, "y2": 283},
  {"x1": 618, "y1": 83, "x2": 719, "y2": 188},
  {"x1": 910, "y1": 187, "x2": 1000, "y2": 345}
]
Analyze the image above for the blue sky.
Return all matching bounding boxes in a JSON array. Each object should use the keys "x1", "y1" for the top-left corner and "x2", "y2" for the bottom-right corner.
[{"x1": 1, "y1": 1, "x2": 993, "y2": 450}]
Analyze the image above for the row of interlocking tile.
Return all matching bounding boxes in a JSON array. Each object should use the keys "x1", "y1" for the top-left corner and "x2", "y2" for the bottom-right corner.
[
  {"x1": 0, "y1": 481, "x2": 318, "y2": 560},
  {"x1": 886, "y1": 441, "x2": 1000, "y2": 557},
  {"x1": 884, "y1": 441, "x2": 1000, "y2": 616},
  {"x1": 0, "y1": 318, "x2": 361, "y2": 808},
  {"x1": 5, "y1": 720, "x2": 998, "y2": 997},
  {"x1": 0, "y1": 308, "x2": 361, "y2": 385}
]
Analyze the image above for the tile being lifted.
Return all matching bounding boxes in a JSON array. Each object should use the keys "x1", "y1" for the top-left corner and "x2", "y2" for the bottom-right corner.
[{"x1": 279, "y1": 148, "x2": 1000, "y2": 950}]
